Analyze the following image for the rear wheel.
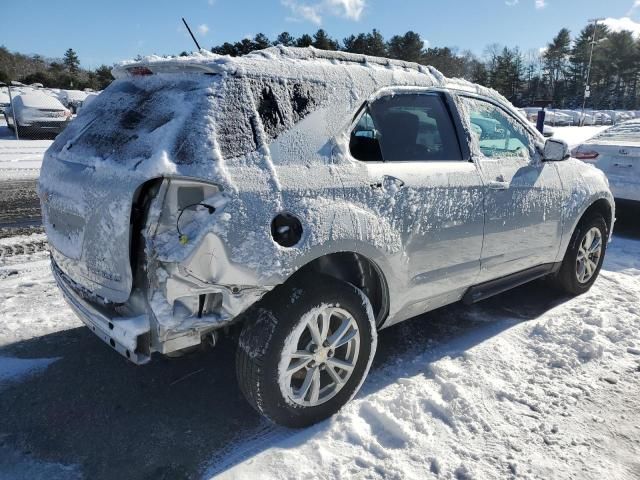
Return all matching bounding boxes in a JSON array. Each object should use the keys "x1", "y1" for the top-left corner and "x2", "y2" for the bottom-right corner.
[
  {"x1": 236, "y1": 274, "x2": 377, "y2": 428},
  {"x1": 554, "y1": 213, "x2": 608, "y2": 295}
]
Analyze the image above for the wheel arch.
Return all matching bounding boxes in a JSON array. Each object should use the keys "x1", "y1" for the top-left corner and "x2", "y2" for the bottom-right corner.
[
  {"x1": 562, "y1": 196, "x2": 614, "y2": 259},
  {"x1": 577, "y1": 197, "x2": 614, "y2": 237},
  {"x1": 286, "y1": 251, "x2": 390, "y2": 328}
]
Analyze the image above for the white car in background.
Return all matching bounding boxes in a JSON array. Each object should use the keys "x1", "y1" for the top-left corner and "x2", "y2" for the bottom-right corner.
[
  {"x1": 0, "y1": 89, "x2": 10, "y2": 114},
  {"x1": 544, "y1": 110, "x2": 573, "y2": 126},
  {"x1": 3, "y1": 92, "x2": 71, "y2": 137},
  {"x1": 572, "y1": 119, "x2": 640, "y2": 203},
  {"x1": 59, "y1": 89, "x2": 89, "y2": 113}
]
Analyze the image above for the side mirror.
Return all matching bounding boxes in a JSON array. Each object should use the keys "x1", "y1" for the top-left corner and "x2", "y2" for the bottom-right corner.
[{"x1": 543, "y1": 138, "x2": 570, "y2": 162}]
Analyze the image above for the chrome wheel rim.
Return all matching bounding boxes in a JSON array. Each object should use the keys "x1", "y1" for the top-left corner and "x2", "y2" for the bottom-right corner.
[
  {"x1": 576, "y1": 227, "x2": 602, "y2": 284},
  {"x1": 279, "y1": 306, "x2": 360, "y2": 407}
]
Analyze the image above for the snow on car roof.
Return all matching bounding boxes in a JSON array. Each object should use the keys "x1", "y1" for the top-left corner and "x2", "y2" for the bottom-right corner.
[
  {"x1": 61, "y1": 90, "x2": 89, "y2": 101},
  {"x1": 16, "y1": 93, "x2": 66, "y2": 110},
  {"x1": 113, "y1": 46, "x2": 511, "y2": 107},
  {"x1": 588, "y1": 118, "x2": 640, "y2": 144}
]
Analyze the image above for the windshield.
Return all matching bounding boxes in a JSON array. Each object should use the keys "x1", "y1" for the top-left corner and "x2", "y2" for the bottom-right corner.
[{"x1": 591, "y1": 121, "x2": 640, "y2": 143}]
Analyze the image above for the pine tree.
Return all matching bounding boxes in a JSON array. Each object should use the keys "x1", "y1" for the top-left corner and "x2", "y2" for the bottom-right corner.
[
  {"x1": 274, "y1": 32, "x2": 296, "y2": 47},
  {"x1": 387, "y1": 31, "x2": 424, "y2": 63},
  {"x1": 422, "y1": 47, "x2": 466, "y2": 77},
  {"x1": 94, "y1": 65, "x2": 113, "y2": 90},
  {"x1": 296, "y1": 34, "x2": 313, "y2": 48},
  {"x1": 253, "y1": 33, "x2": 271, "y2": 50},
  {"x1": 568, "y1": 23, "x2": 609, "y2": 106},
  {"x1": 212, "y1": 42, "x2": 238, "y2": 56},
  {"x1": 312, "y1": 29, "x2": 339, "y2": 51},
  {"x1": 543, "y1": 28, "x2": 571, "y2": 105},
  {"x1": 63, "y1": 48, "x2": 80, "y2": 74},
  {"x1": 343, "y1": 29, "x2": 387, "y2": 57}
]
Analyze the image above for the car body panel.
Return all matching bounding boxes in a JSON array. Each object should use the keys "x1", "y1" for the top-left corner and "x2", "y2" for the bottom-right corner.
[
  {"x1": 573, "y1": 120, "x2": 640, "y2": 202},
  {"x1": 39, "y1": 47, "x2": 615, "y2": 360}
]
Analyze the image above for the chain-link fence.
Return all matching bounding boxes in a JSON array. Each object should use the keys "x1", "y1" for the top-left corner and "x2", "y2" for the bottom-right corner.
[{"x1": 1, "y1": 83, "x2": 96, "y2": 142}]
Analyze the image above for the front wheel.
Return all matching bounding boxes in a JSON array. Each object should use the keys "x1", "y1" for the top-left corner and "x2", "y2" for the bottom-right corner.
[
  {"x1": 554, "y1": 213, "x2": 608, "y2": 295},
  {"x1": 236, "y1": 274, "x2": 377, "y2": 428}
]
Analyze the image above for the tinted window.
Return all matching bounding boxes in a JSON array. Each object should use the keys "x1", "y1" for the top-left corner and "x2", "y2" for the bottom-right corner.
[
  {"x1": 248, "y1": 78, "x2": 328, "y2": 140},
  {"x1": 215, "y1": 78, "x2": 259, "y2": 159},
  {"x1": 350, "y1": 93, "x2": 462, "y2": 162},
  {"x1": 461, "y1": 97, "x2": 534, "y2": 160}
]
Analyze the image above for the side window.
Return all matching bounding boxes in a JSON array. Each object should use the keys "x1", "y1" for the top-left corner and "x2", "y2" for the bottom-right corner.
[
  {"x1": 215, "y1": 78, "x2": 258, "y2": 159},
  {"x1": 247, "y1": 78, "x2": 328, "y2": 140},
  {"x1": 460, "y1": 97, "x2": 534, "y2": 160},
  {"x1": 350, "y1": 107, "x2": 383, "y2": 161},
  {"x1": 350, "y1": 93, "x2": 462, "y2": 162}
]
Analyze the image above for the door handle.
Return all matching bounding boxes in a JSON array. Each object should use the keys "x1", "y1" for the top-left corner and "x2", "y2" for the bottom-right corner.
[
  {"x1": 370, "y1": 175, "x2": 405, "y2": 191},
  {"x1": 487, "y1": 180, "x2": 509, "y2": 190}
]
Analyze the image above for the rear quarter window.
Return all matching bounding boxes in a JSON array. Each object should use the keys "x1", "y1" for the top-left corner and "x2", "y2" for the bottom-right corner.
[{"x1": 247, "y1": 78, "x2": 329, "y2": 140}]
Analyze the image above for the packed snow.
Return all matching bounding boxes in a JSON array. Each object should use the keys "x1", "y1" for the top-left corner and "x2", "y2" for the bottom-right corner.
[
  {"x1": 211, "y1": 234, "x2": 640, "y2": 480},
  {"x1": 0, "y1": 227, "x2": 639, "y2": 479}
]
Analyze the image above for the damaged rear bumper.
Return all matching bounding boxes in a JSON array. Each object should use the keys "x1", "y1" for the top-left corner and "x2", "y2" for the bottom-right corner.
[{"x1": 52, "y1": 259, "x2": 152, "y2": 364}]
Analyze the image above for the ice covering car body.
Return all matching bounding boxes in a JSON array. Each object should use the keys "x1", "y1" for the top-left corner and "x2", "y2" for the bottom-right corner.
[{"x1": 39, "y1": 47, "x2": 613, "y2": 425}]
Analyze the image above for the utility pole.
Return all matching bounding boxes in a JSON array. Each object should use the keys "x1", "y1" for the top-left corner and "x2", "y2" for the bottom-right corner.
[{"x1": 580, "y1": 17, "x2": 604, "y2": 125}]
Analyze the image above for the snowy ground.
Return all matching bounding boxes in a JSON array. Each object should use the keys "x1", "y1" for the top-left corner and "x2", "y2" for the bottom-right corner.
[
  {"x1": 0, "y1": 211, "x2": 638, "y2": 479},
  {"x1": 1, "y1": 124, "x2": 639, "y2": 479},
  {"x1": 211, "y1": 214, "x2": 640, "y2": 480}
]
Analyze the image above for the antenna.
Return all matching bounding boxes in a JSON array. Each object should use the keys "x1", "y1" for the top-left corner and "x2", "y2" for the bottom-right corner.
[{"x1": 182, "y1": 17, "x2": 202, "y2": 51}]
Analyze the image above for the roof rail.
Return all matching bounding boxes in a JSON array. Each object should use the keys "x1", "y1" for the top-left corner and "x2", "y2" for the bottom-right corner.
[{"x1": 251, "y1": 46, "x2": 444, "y2": 79}]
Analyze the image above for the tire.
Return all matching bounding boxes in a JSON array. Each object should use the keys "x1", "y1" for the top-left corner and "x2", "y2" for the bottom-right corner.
[
  {"x1": 554, "y1": 213, "x2": 608, "y2": 295},
  {"x1": 236, "y1": 273, "x2": 377, "y2": 428}
]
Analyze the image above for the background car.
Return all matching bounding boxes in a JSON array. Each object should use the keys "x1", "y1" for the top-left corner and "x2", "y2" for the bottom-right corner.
[
  {"x1": 58, "y1": 89, "x2": 89, "y2": 113},
  {"x1": 544, "y1": 110, "x2": 574, "y2": 126},
  {"x1": 3, "y1": 92, "x2": 71, "y2": 137},
  {"x1": 572, "y1": 119, "x2": 640, "y2": 203},
  {"x1": 0, "y1": 89, "x2": 10, "y2": 114}
]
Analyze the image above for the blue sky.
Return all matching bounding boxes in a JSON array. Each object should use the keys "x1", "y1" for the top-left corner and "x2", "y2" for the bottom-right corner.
[{"x1": 3, "y1": 0, "x2": 640, "y2": 68}]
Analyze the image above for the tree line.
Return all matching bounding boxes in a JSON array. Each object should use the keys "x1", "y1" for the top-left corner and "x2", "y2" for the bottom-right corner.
[
  {"x1": 3, "y1": 21, "x2": 638, "y2": 109},
  {"x1": 210, "y1": 24, "x2": 640, "y2": 110},
  {"x1": 0, "y1": 47, "x2": 113, "y2": 91}
]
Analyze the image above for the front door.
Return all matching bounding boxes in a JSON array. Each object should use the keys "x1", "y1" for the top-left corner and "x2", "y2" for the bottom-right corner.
[
  {"x1": 457, "y1": 95, "x2": 565, "y2": 282},
  {"x1": 341, "y1": 90, "x2": 485, "y2": 325}
]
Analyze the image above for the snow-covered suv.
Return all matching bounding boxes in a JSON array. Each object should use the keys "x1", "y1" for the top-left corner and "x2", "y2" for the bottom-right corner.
[{"x1": 39, "y1": 47, "x2": 614, "y2": 427}]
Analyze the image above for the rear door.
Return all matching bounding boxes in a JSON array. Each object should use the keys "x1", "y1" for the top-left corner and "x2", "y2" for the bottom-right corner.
[
  {"x1": 343, "y1": 90, "x2": 485, "y2": 324},
  {"x1": 457, "y1": 95, "x2": 565, "y2": 282}
]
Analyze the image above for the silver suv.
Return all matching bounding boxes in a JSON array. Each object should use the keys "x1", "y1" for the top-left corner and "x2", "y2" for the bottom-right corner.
[{"x1": 39, "y1": 47, "x2": 614, "y2": 427}]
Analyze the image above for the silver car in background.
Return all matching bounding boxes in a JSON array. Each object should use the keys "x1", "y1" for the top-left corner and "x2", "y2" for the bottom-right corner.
[
  {"x1": 4, "y1": 92, "x2": 71, "y2": 137},
  {"x1": 39, "y1": 47, "x2": 614, "y2": 427}
]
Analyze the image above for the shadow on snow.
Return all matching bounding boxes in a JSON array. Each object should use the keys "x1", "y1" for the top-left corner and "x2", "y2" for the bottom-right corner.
[{"x1": 0, "y1": 277, "x2": 570, "y2": 480}]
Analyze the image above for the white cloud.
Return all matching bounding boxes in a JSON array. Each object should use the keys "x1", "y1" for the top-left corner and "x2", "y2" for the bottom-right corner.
[
  {"x1": 197, "y1": 24, "x2": 210, "y2": 35},
  {"x1": 282, "y1": 0, "x2": 322, "y2": 24},
  {"x1": 282, "y1": 0, "x2": 365, "y2": 25},
  {"x1": 505, "y1": 0, "x2": 519, "y2": 6},
  {"x1": 602, "y1": 16, "x2": 640, "y2": 38},
  {"x1": 535, "y1": 0, "x2": 546, "y2": 9},
  {"x1": 326, "y1": 0, "x2": 365, "y2": 20},
  {"x1": 628, "y1": 0, "x2": 640, "y2": 16}
]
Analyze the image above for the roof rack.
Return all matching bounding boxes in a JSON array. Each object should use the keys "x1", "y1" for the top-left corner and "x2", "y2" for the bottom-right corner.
[{"x1": 251, "y1": 46, "x2": 444, "y2": 79}]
